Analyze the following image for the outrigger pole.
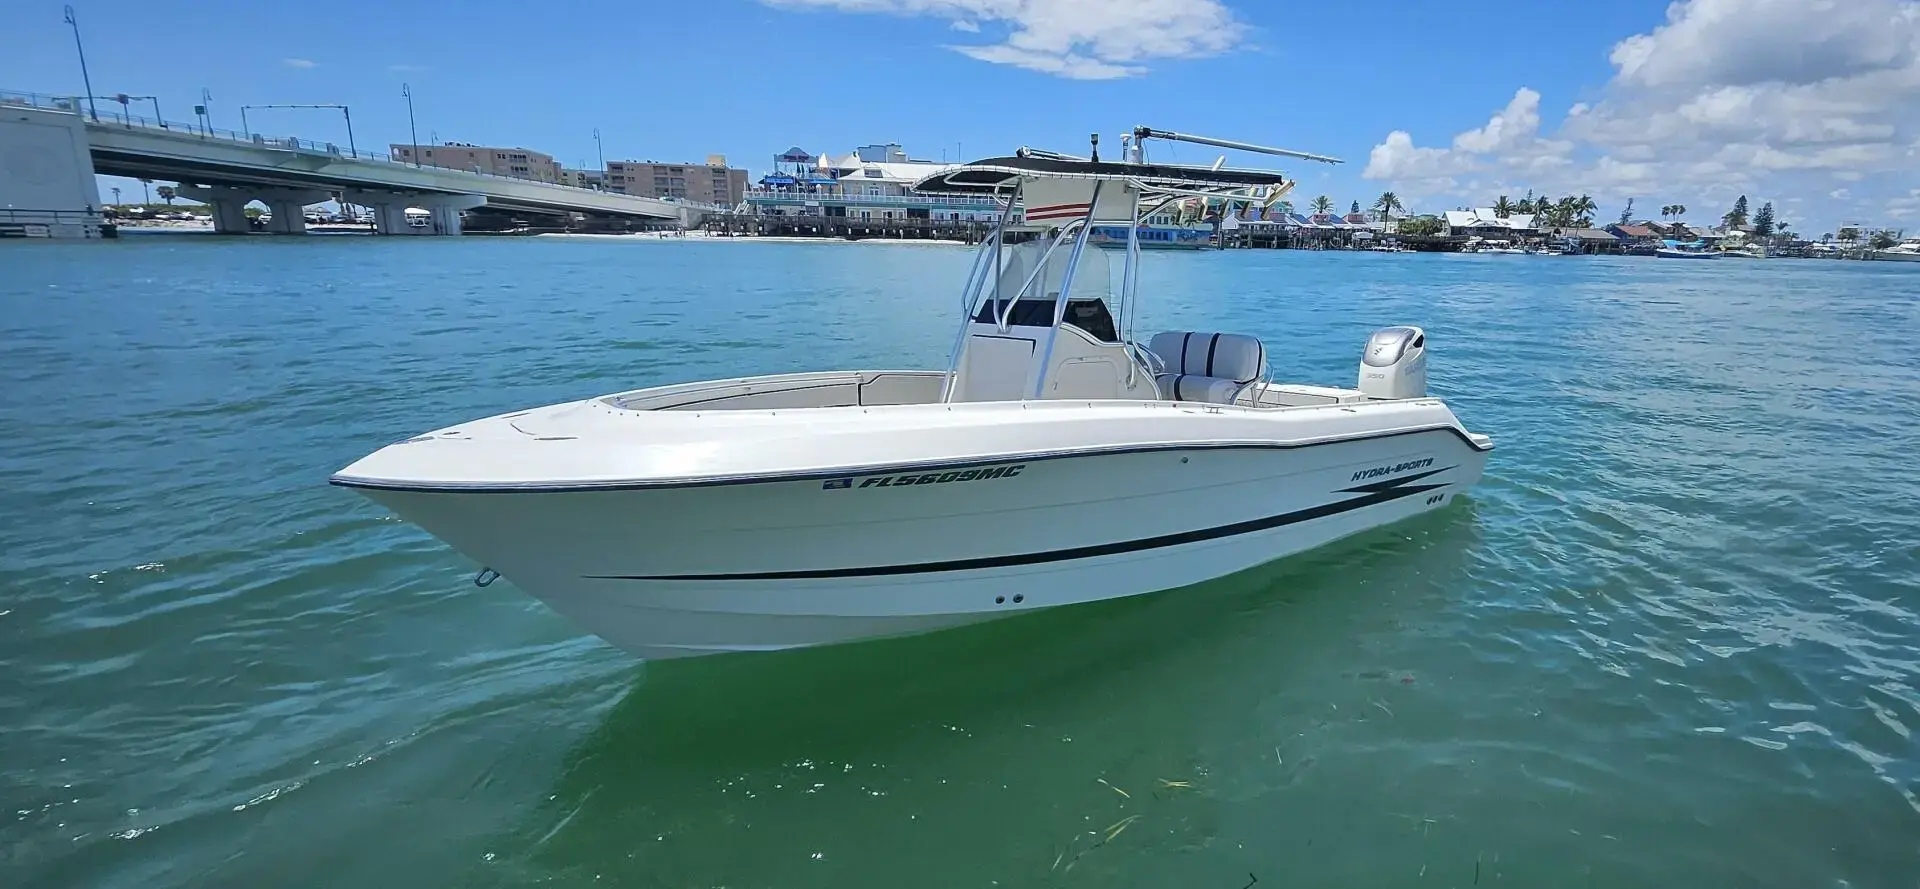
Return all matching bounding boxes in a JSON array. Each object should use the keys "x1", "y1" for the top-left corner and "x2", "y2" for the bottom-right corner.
[{"x1": 1129, "y1": 127, "x2": 1344, "y2": 166}]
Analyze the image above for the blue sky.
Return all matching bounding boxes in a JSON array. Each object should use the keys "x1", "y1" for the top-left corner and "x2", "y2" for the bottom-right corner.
[{"x1": 5, "y1": 0, "x2": 1916, "y2": 233}]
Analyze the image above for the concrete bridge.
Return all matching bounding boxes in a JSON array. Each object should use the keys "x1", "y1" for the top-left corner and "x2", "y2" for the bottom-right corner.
[{"x1": 3, "y1": 91, "x2": 712, "y2": 236}]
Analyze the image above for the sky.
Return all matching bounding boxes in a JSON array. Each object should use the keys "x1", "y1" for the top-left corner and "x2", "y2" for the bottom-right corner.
[{"x1": 4, "y1": 0, "x2": 1916, "y2": 234}]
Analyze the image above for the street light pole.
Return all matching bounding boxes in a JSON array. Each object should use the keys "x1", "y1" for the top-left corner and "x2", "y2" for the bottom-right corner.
[
  {"x1": 200, "y1": 88, "x2": 213, "y2": 134},
  {"x1": 402, "y1": 83, "x2": 419, "y2": 167},
  {"x1": 594, "y1": 127, "x2": 605, "y2": 173},
  {"x1": 340, "y1": 105, "x2": 356, "y2": 156},
  {"x1": 62, "y1": 5, "x2": 97, "y2": 122}
]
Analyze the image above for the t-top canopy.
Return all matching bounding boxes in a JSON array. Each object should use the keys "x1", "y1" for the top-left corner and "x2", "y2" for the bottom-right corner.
[{"x1": 912, "y1": 155, "x2": 1293, "y2": 197}]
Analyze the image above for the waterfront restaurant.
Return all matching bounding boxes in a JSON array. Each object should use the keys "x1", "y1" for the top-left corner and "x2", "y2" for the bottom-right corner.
[
  {"x1": 746, "y1": 142, "x2": 1006, "y2": 222},
  {"x1": 1442, "y1": 207, "x2": 1538, "y2": 239}
]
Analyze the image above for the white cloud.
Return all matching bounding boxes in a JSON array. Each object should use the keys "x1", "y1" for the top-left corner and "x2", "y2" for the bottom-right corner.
[
  {"x1": 1363, "y1": 0, "x2": 1920, "y2": 229},
  {"x1": 282, "y1": 58, "x2": 317, "y2": 69},
  {"x1": 1889, "y1": 189, "x2": 1920, "y2": 219},
  {"x1": 763, "y1": 0, "x2": 1241, "y2": 79}
]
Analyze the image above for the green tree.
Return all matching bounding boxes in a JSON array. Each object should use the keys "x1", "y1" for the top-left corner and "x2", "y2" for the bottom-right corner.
[
  {"x1": 1555, "y1": 196, "x2": 1577, "y2": 228},
  {"x1": 156, "y1": 185, "x2": 176, "y2": 205},
  {"x1": 1723, "y1": 195, "x2": 1749, "y2": 229},
  {"x1": 1373, "y1": 191, "x2": 1403, "y2": 222},
  {"x1": 1310, "y1": 195, "x2": 1333, "y2": 216},
  {"x1": 1349, "y1": 199, "x2": 1360, "y2": 216},
  {"x1": 1399, "y1": 215, "x2": 1444, "y2": 236},
  {"x1": 1838, "y1": 226, "x2": 1861, "y2": 245},
  {"x1": 1618, "y1": 198, "x2": 1634, "y2": 226},
  {"x1": 1572, "y1": 194, "x2": 1597, "y2": 227},
  {"x1": 1822, "y1": 232, "x2": 1833, "y2": 244},
  {"x1": 1493, "y1": 195, "x2": 1513, "y2": 217},
  {"x1": 1870, "y1": 230, "x2": 1900, "y2": 249},
  {"x1": 1752, "y1": 201, "x2": 1775, "y2": 237}
]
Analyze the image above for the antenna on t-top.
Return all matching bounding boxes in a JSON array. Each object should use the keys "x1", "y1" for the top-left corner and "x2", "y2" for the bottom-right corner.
[{"x1": 1089, "y1": 133, "x2": 1100, "y2": 163}]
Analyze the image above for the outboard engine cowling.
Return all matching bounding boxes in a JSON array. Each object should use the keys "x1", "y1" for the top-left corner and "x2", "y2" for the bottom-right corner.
[{"x1": 1358, "y1": 326, "x2": 1427, "y2": 399}]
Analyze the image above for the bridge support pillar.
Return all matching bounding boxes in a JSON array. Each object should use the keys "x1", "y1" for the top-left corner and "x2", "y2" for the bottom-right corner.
[
  {"x1": 174, "y1": 184, "x2": 329, "y2": 234},
  {"x1": 343, "y1": 191, "x2": 485, "y2": 236},
  {"x1": 174, "y1": 184, "x2": 255, "y2": 234},
  {"x1": 257, "y1": 187, "x2": 330, "y2": 235}
]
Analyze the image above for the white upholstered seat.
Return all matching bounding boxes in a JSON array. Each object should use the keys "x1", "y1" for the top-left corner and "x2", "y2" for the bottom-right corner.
[{"x1": 1147, "y1": 331, "x2": 1265, "y2": 403}]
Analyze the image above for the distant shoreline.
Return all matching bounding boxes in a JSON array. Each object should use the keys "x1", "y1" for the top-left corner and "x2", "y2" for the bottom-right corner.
[{"x1": 534, "y1": 232, "x2": 972, "y2": 246}]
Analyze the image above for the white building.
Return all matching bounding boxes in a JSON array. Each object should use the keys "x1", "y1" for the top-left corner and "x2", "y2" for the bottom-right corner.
[
  {"x1": 1442, "y1": 208, "x2": 1536, "y2": 238},
  {"x1": 746, "y1": 142, "x2": 1004, "y2": 221}
]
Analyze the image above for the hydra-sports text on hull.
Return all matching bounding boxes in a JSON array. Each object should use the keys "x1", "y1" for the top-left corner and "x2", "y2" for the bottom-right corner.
[{"x1": 332, "y1": 127, "x2": 1494, "y2": 661}]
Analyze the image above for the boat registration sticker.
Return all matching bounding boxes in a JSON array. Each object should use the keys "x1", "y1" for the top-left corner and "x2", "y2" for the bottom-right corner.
[{"x1": 822, "y1": 464, "x2": 1026, "y2": 490}]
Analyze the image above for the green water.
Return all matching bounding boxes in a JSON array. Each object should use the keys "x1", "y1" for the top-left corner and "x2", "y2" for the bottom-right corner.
[{"x1": 3, "y1": 235, "x2": 1918, "y2": 887}]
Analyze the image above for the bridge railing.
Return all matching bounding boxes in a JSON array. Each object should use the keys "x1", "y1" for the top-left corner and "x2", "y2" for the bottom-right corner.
[
  {"x1": 2, "y1": 207, "x2": 106, "y2": 223},
  {"x1": 1, "y1": 89, "x2": 724, "y2": 211}
]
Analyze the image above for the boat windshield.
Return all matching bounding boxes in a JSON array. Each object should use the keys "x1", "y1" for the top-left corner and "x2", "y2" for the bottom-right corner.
[{"x1": 970, "y1": 238, "x2": 1118, "y2": 340}]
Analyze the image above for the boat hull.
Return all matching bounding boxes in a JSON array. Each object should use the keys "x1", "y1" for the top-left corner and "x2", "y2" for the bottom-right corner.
[
  {"x1": 1655, "y1": 248, "x2": 1720, "y2": 259},
  {"x1": 351, "y1": 429, "x2": 1488, "y2": 660}
]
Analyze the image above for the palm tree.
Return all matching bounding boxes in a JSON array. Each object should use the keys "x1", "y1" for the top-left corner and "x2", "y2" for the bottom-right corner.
[
  {"x1": 1493, "y1": 195, "x2": 1513, "y2": 217},
  {"x1": 110, "y1": 186, "x2": 121, "y2": 206},
  {"x1": 1822, "y1": 232, "x2": 1833, "y2": 244},
  {"x1": 156, "y1": 185, "x2": 176, "y2": 206},
  {"x1": 1310, "y1": 195, "x2": 1333, "y2": 216},
  {"x1": 1373, "y1": 191, "x2": 1403, "y2": 222},
  {"x1": 1670, "y1": 203, "x2": 1686, "y2": 220},
  {"x1": 1572, "y1": 194, "x2": 1597, "y2": 227},
  {"x1": 139, "y1": 178, "x2": 153, "y2": 205}
]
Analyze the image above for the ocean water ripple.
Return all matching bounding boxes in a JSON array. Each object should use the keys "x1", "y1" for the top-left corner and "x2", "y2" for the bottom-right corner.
[{"x1": 2, "y1": 238, "x2": 1917, "y2": 887}]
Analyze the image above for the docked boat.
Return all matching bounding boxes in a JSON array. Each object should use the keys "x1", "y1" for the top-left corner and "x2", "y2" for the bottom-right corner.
[
  {"x1": 1719, "y1": 244, "x2": 1766, "y2": 259},
  {"x1": 332, "y1": 127, "x2": 1494, "y2": 661},
  {"x1": 1465, "y1": 237, "x2": 1525, "y2": 255},
  {"x1": 1655, "y1": 239, "x2": 1720, "y2": 259},
  {"x1": 1871, "y1": 238, "x2": 1920, "y2": 262}
]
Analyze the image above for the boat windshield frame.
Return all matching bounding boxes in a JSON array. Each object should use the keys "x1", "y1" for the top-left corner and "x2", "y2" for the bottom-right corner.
[{"x1": 923, "y1": 153, "x2": 1295, "y2": 401}]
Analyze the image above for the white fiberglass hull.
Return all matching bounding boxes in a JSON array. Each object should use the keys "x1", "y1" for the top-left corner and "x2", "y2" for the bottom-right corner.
[{"x1": 336, "y1": 382, "x2": 1490, "y2": 660}]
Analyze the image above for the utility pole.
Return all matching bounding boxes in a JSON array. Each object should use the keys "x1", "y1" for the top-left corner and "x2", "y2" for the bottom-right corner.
[
  {"x1": 594, "y1": 127, "x2": 605, "y2": 173},
  {"x1": 62, "y1": 6, "x2": 98, "y2": 122},
  {"x1": 402, "y1": 83, "x2": 419, "y2": 166}
]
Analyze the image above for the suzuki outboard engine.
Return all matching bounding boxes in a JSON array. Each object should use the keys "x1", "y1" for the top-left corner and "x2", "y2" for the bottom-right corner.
[{"x1": 1358, "y1": 326, "x2": 1427, "y2": 399}]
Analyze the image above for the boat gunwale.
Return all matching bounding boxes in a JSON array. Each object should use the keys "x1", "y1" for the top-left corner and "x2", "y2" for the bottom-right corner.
[{"x1": 328, "y1": 423, "x2": 1493, "y2": 494}]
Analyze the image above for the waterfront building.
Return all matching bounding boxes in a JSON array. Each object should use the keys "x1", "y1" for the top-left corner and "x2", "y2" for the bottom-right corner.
[
  {"x1": 1442, "y1": 208, "x2": 1537, "y2": 238},
  {"x1": 389, "y1": 142, "x2": 563, "y2": 183},
  {"x1": 745, "y1": 143, "x2": 1004, "y2": 222},
  {"x1": 604, "y1": 156, "x2": 747, "y2": 206}
]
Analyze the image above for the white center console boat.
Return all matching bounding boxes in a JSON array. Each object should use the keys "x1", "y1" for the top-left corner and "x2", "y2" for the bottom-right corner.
[{"x1": 332, "y1": 127, "x2": 1494, "y2": 661}]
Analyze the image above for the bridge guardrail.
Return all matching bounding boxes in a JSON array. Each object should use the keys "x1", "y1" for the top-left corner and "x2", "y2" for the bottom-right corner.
[{"x1": 2, "y1": 89, "x2": 727, "y2": 213}]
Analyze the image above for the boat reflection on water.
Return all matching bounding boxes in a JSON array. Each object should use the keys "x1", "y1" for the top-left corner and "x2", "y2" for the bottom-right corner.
[{"x1": 497, "y1": 502, "x2": 1485, "y2": 882}]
